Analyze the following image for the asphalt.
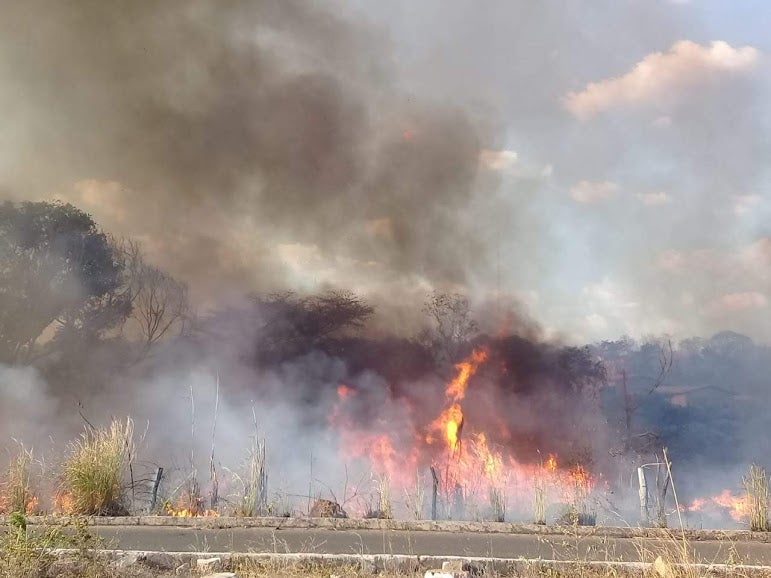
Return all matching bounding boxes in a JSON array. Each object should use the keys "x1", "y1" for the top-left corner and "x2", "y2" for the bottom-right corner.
[{"x1": 79, "y1": 525, "x2": 771, "y2": 565}]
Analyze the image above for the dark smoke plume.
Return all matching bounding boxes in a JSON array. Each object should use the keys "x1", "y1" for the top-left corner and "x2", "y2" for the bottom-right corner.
[{"x1": 0, "y1": 0, "x2": 503, "y2": 307}]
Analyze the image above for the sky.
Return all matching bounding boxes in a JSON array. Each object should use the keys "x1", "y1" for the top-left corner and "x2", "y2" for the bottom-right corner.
[{"x1": 1, "y1": 0, "x2": 770, "y2": 344}]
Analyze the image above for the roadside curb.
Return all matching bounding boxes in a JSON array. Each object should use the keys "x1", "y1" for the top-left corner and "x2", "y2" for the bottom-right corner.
[{"x1": 48, "y1": 549, "x2": 771, "y2": 577}]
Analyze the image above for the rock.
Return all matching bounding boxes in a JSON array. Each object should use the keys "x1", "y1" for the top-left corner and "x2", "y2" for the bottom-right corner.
[
  {"x1": 114, "y1": 552, "x2": 140, "y2": 570},
  {"x1": 424, "y1": 564, "x2": 470, "y2": 578},
  {"x1": 653, "y1": 556, "x2": 674, "y2": 578},
  {"x1": 310, "y1": 498, "x2": 347, "y2": 518},
  {"x1": 141, "y1": 552, "x2": 177, "y2": 570},
  {"x1": 196, "y1": 557, "x2": 224, "y2": 573},
  {"x1": 425, "y1": 571, "x2": 454, "y2": 578}
]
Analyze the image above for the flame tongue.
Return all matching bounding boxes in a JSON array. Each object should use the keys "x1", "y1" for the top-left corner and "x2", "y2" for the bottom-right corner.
[{"x1": 428, "y1": 347, "x2": 488, "y2": 452}]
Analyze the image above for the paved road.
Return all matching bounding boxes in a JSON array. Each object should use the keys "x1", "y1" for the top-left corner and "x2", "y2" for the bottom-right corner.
[{"x1": 81, "y1": 526, "x2": 771, "y2": 565}]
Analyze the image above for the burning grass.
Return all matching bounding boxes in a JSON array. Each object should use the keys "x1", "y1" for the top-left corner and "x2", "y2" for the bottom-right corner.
[
  {"x1": 56, "y1": 418, "x2": 135, "y2": 516},
  {"x1": 0, "y1": 446, "x2": 38, "y2": 516}
]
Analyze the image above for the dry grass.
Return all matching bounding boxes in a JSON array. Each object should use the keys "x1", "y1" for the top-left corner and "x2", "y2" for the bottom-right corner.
[
  {"x1": 233, "y1": 557, "x2": 421, "y2": 578},
  {"x1": 533, "y1": 476, "x2": 547, "y2": 525},
  {"x1": 57, "y1": 418, "x2": 135, "y2": 516},
  {"x1": 376, "y1": 473, "x2": 393, "y2": 520},
  {"x1": 231, "y1": 435, "x2": 268, "y2": 517},
  {"x1": 403, "y1": 470, "x2": 425, "y2": 520},
  {"x1": 0, "y1": 446, "x2": 37, "y2": 515},
  {"x1": 743, "y1": 464, "x2": 768, "y2": 532},
  {"x1": 489, "y1": 486, "x2": 505, "y2": 522}
]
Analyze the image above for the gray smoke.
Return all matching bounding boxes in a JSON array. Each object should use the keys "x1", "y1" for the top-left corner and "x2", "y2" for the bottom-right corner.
[{"x1": 0, "y1": 0, "x2": 506, "y2": 310}]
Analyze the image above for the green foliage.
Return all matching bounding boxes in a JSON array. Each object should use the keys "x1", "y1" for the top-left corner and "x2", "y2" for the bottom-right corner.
[{"x1": 0, "y1": 201, "x2": 129, "y2": 363}]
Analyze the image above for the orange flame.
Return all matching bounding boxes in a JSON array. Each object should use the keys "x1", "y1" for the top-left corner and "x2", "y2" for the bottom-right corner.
[
  {"x1": 337, "y1": 384, "x2": 354, "y2": 399},
  {"x1": 686, "y1": 490, "x2": 749, "y2": 522},
  {"x1": 331, "y1": 344, "x2": 595, "y2": 517},
  {"x1": 53, "y1": 493, "x2": 74, "y2": 515},
  {"x1": 445, "y1": 348, "x2": 488, "y2": 401},
  {"x1": 711, "y1": 490, "x2": 749, "y2": 521},
  {"x1": 428, "y1": 348, "x2": 488, "y2": 452},
  {"x1": 165, "y1": 502, "x2": 219, "y2": 518}
]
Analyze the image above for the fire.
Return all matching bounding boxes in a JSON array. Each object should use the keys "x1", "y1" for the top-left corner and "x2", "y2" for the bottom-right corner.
[
  {"x1": 25, "y1": 496, "x2": 38, "y2": 515},
  {"x1": 337, "y1": 384, "x2": 355, "y2": 399},
  {"x1": 570, "y1": 465, "x2": 590, "y2": 489},
  {"x1": 53, "y1": 493, "x2": 74, "y2": 515},
  {"x1": 331, "y1": 345, "x2": 595, "y2": 519},
  {"x1": 686, "y1": 490, "x2": 749, "y2": 522},
  {"x1": 711, "y1": 490, "x2": 749, "y2": 521},
  {"x1": 427, "y1": 348, "x2": 488, "y2": 451},
  {"x1": 445, "y1": 348, "x2": 488, "y2": 401},
  {"x1": 164, "y1": 502, "x2": 219, "y2": 518}
]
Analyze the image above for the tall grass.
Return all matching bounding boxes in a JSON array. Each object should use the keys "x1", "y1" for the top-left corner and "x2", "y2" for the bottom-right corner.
[
  {"x1": 58, "y1": 417, "x2": 135, "y2": 515},
  {"x1": 404, "y1": 470, "x2": 425, "y2": 520},
  {"x1": 489, "y1": 486, "x2": 505, "y2": 522},
  {"x1": 232, "y1": 435, "x2": 268, "y2": 517},
  {"x1": 743, "y1": 463, "x2": 768, "y2": 532},
  {"x1": 376, "y1": 473, "x2": 393, "y2": 519},
  {"x1": 0, "y1": 446, "x2": 36, "y2": 515}
]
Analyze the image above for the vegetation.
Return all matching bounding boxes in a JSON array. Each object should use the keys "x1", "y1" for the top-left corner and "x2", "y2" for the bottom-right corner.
[
  {"x1": 0, "y1": 446, "x2": 36, "y2": 515},
  {"x1": 743, "y1": 464, "x2": 768, "y2": 532},
  {"x1": 58, "y1": 418, "x2": 135, "y2": 516}
]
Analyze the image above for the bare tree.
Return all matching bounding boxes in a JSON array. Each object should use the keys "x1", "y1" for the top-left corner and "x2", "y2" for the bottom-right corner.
[
  {"x1": 132, "y1": 265, "x2": 189, "y2": 349},
  {"x1": 419, "y1": 292, "x2": 478, "y2": 366},
  {"x1": 111, "y1": 237, "x2": 189, "y2": 352},
  {"x1": 620, "y1": 338, "x2": 674, "y2": 454}
]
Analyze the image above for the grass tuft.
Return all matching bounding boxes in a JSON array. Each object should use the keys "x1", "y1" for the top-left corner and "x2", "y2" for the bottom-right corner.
[
  {"x1": 0, "y1": 445, "x2": 37, "y2": 515},
  {"x1": 57, "y1": 417, "x2": 135, "y2": 516},
  {"x1": 743, "y1": 463, "x2": 768, "y2": 532},
  {"x1": 232, "y1": 434, "x2": 268, "y2": 517}
]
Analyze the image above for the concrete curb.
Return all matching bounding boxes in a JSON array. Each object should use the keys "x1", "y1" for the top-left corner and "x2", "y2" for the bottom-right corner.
[
  {"x1": 48, "y1": 549, "x2": 771, "y2": 577},
  {"x1": 4, "y1": 515, "x2": 769, "y2": 542}
]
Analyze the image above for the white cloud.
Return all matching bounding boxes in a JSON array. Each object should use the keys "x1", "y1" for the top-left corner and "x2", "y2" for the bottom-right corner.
[
  {"x1": 564, "y1": 41, "x2": 759, "y2": 119},
  {"x1": 570, "y1": 180, "x2": 618, "y2": 203},
  {"x1": 636, "y1": 191, "x2": 671, "y2": 206}
]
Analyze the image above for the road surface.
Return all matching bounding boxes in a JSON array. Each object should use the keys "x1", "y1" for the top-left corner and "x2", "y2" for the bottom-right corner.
[{"x1": 80, "y1": 525, "x2": 771, "y2": 565}]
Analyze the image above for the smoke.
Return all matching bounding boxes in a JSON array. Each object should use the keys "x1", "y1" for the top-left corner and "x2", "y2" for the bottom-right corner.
[
  {"x1": 0, "y1": 0, "x2": 506, "y2": 309},
  {"x1": 0, "y1": 364, "x2": 59, "y2": 450}
]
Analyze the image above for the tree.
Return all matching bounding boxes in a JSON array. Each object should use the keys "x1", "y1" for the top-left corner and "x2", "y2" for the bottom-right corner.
[
  {"x1": 419, "y1": 291, "x2": 478, "y2": 366},
  {"x1": 251, "y1": 290, "x2": 373, "y2": 364},
  {"x1": 112, "y1": 239, "x2": 189, "y2": 353},
  {"x1": 0, "y1": 201, "x2": 128, "y2": 363}
]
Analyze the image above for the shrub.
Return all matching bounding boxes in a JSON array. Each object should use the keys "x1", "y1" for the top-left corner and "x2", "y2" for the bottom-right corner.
[{"x1": 58, "y1": 418, "x2": 134, "y2": 515}]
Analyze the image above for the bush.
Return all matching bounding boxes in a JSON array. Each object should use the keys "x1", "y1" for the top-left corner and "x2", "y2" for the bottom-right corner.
[{"x1": 57, "y1": 418, "x2": 134, "y2": 516}]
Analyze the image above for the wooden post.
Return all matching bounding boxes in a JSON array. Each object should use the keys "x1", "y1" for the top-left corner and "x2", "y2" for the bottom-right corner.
[
  {"x1": 638, "y1": 466, "x2": 648, "y2": 524},
  {"x1": 430, "y1": 466, "x2": 439, "y2": 521},
  {"x1": 150, "y1": 467, "x2": 164, "y2": 512},
  {"x1": 453, "y1": 483, "x2": 465, "y2": 520}
]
